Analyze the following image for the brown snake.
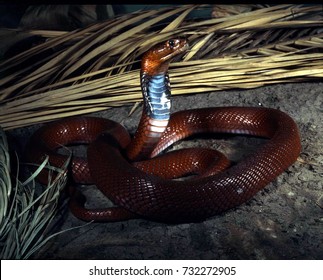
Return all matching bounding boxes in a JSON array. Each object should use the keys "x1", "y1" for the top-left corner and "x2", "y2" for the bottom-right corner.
[{"x1": 27, "y1": 38, "x2": 301, "y2": 223}]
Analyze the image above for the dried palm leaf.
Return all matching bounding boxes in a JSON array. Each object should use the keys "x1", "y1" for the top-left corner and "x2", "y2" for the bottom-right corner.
[
  {"x1": 0, "y1": 4, "x2": 322, "y2": 130},
  {"x1": 211, "y1": 5, "x2": 258, "y2": 18}
]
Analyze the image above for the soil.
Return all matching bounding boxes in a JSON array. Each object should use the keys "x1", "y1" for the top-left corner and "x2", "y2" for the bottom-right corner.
[{"x1": 7, "y1": 81, "x2": 323, "y2": 260}]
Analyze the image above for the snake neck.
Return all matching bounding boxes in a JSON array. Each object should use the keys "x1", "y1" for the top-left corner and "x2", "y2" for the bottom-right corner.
[
  {"x1": 126, "y1": 72, "x2": 171, "y2": 161},
  {"x1": 125, "y1": 38, "x2": 188, "y2": 161},
  {"x1": 141, "y1": 72, "x2": 171, "y2": 120}
]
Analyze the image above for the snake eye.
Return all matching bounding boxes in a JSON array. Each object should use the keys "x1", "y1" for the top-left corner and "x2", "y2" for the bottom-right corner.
[{"x1": 168, "y1": 39, "x2": 176, "y2": 48}]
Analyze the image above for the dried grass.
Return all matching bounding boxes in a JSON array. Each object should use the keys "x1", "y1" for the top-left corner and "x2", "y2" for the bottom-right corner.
[{"x1": 0, "y1": 127, "x2": 74, "y2": 259}]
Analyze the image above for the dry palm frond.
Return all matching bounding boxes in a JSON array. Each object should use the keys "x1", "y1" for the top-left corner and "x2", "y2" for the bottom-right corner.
[
  {"x1": 0, "y1": 4, "x2": 322, "y2": 130},
  {"x1": 211, "y1": 5, "x2": 256, "y2": 18},
  {"x1": 0, "y1": 127, "x2": 72, "y2": 259}
]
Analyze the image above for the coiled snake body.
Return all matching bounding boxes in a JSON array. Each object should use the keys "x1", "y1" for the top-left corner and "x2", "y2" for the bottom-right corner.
[{"x1": 27, "y1": 39, "x2": 301, "y2": 223}]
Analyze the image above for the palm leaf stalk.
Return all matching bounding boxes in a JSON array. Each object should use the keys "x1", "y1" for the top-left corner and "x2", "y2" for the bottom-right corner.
[{"x1": 0, "y1": 4, "x2": 322, "y2": 130}]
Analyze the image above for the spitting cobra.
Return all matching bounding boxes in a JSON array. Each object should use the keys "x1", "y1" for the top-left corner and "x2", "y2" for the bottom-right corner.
[{"x1": 27, "y1": 38, "x2": 301, "y2": 223}]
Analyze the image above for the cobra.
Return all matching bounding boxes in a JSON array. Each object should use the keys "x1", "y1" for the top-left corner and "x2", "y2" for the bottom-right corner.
[{"x1": 27, "y1": 38, "x2": 301, "y2": 223}]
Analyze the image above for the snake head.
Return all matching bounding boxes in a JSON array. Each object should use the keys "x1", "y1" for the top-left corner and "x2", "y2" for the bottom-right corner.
[{"x1": 141, "y1": 38, "x2": 189, "y2": 75}]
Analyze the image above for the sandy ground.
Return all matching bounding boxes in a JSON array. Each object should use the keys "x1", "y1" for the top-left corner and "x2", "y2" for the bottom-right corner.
[{"x1": 8, "y1": 82, "x2": 323, "y2": 259}]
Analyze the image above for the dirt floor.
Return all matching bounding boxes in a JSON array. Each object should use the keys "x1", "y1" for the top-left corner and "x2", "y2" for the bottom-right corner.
[{"x1": 8, "y1": 82, "x2": 323, "y2": 260}]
